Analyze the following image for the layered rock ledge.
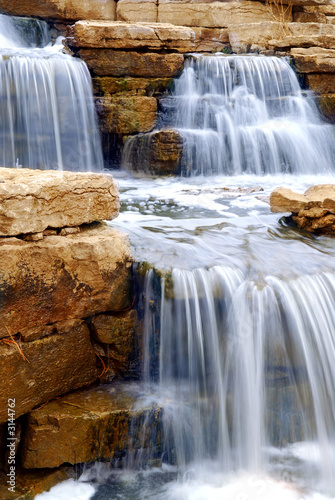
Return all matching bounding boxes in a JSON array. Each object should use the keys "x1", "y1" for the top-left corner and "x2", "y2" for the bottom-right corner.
[{"x1": 270, "y1": 185, "x2": 335, "y2": 234}]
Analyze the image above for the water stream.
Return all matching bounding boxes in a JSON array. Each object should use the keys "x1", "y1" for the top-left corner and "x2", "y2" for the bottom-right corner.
[{"x1": 2, "y1": 27, "x2": 335, "y2": 500}]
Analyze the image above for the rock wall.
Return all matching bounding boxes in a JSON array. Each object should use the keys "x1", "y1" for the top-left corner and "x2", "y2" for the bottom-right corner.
[{"x1": 0, "y1": 169, "x2": 145, "y2": 499}]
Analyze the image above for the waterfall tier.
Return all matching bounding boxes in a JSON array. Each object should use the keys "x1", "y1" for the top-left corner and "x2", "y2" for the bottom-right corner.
[
  {"x1": 0, "y1": 14, "x2": 103, "y2": 171},
  {"x1": 123, "y1": 55, "x2": 335, "y2": 176}
]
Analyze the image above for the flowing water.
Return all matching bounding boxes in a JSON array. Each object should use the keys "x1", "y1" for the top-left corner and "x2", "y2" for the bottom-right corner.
[
  {"x1": 0, "y1": 14, "x2": 103, "y2": 170},
  {"x1": 11, "y1": 52, "x2": 335, "y2": 499}
]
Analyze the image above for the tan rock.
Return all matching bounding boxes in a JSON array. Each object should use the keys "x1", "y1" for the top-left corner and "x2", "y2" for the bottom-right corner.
[
  {"x1": 317, "y1": 93, "x2": 335, "y2": 119},
  {"x1": 0, "y1": 0, "x2": 116, "y2": 21},
  {"x1": 117, "y1": 0, "x2": 157, "y2": 23},
  {"x1": 70, "y1": 21, "x2": 195, "y2": 52},
  {"x1": 301, "y1": 5, "x2": 335, "y2": 15},
  {"x1": 157, "y1": 0, "x2": 291, "y2": 28},
  {"x1": 79, "y1": 49, "x2": 184, "y2": 77},
  {"x1": 293, "y1": 213, "x2": 335, "y2": 232},
  {"x1": 123, "y1": 129, "x2": 183, "y2": 175},
  {"x1": 91, "y1": 309, "x2": 142, "y2": 378},
  {"x1": 193, "y1": 27, "x2": 229, "y2": 51},
  {"x1": 93, "y1": 76, "x2": 174, "y2": 97},
  {"x1": 305, "y1": 73, "x2": 335, "y2": 93},
  {"x1": 293, "y1": 11, "x2": 327, "y2": 23},
  {"x1": 291, "y1": 47, "x2": 335, "y2": 73},
  {"x1": 229, "y1": 21, "x2": 283, "y2": 53},
  {"x1": 0, "y1": 224, "x2": 133, "y2": 337},
  {"x1": 0, "y1": 319, "x2": 100, "y2": 423},
  {"x1": 0, "y1": 168, "x2": 119, "y2": 237},
  {"x1": 271, "y1": 184, "x2": 335, "y2": 213},
  {"x1": 21, "y1": 384, "x2": 163, "y2": 468},
  {"x1": 260, "y1": 0, "x2": 335, "y2": 4},
  {"x1": 298, "y1": 207, "x2": 329, "y2": 218},
  {"x1": 96, "y1": 96, "x2": 157, "y2": 134}
]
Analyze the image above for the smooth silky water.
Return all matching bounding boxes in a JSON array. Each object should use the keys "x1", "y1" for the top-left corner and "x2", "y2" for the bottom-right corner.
[{"x1": 28, "y1": 54, "x2": 335, "y2": 499}]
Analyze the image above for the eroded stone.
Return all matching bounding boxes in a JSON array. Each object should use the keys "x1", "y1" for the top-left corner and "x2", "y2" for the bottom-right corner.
[{"x1": 291, "y1": 47, "x2": 335, "y2": 73}]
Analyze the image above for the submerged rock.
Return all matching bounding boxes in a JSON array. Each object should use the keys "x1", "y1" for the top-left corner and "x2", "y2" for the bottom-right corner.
[{"x1": 270, "y1": 184, "x2": 335, "y2": 234}]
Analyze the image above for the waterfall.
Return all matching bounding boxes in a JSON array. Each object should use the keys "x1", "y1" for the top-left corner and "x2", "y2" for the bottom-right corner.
[
  {"x1": 0, "y1": 14, "x2": 103, "y2": 171},
  {"x1": 141, "y1": 266, "x2": 335, "y2": 491},
  {"x1": 123, "y1": 55, "x2": 335, "y2": 175}
]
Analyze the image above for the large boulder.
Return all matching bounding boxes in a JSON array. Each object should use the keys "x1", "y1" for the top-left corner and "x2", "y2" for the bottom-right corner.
[
  {"x1": 0, "y1": 168, "x2": 119, "y2": 237},
  {"x1": 291, "y1": 47, "x2": 335, "y2": 73},
  {"x1": 21, "y1": 384, "x2": 163, "y2": 468},
  {"x1": 78, "y1": 50, "x2": 184, "y2": 78},
  {"x1": 0, "y1": 224, "x2": 133, "y2": 336},
  {"x1": 69, "y1": 21, "x2": 196, "y2": 52},
  {"x1": 0, "y1": 319, "x2": 100, "y2": 423},
  {"x1": 0, "y1": 0, "x2": 116, "y2": 21},
  {"x1": 96, "y1": 96, "x2": 157, "y2": 134}
]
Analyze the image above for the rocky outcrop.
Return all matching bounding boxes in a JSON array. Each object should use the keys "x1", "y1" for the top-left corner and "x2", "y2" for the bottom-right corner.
[
  {"x1": 270, "y1": 185, "x2": 335, "y2": 234},
  {"x1": 0, "y1": 168, "x2": 119, "y2": 236},
  {"x1": 96, "y1": 96, "x2": 157, "y2": 134},
  {"x1": 78, "y1": 50, "x2": 184, "y2": 78},
  {"x1": 0, "y1": 0, "x2": 116, "y2": 21},
  {"x1": 291, "y1": 47, "x2": 335, "y2": 72},
  {"x1": 21, "y1": 384, "x2": 163, "y2": 468},
  {"x1": 93, "y1": 76, "x2": 174, "y2": 97},
  {"x1": 117, "y1": 0, "x2": 158, "y2": 23}
]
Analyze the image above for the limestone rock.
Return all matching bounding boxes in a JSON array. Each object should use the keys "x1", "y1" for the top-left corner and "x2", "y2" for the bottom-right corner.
[
  {"x1": 0, "y1": 224, "x2": 133, "y2": 337},
  {"x1": 0, "y1": 168, "x2": 119, "y2": 237},
  {"x1": 300, "y1": 4, "x2": 335, "y2": 15},
  {"x1": 291, "y1": 47, "x2": 335, "y2": 73},
  {"x1": 117, "y1": 0, "x2": 158, "y2": 23},
  {"x1": 79, "y1": 50, "x2": 184, "y2": 78},
  {"x1": 96, "y1": 96, "x2": 157, "y2": 134},
  {"x1": 193, "y1": 27, "x2": 229, "y2": 51},
  {"x1": 317, "y1": 93, "x2": 335, "y2": 120},
  {"x1": 305, "y1": 73, "x2": 335, "y2": 93},
  {"x1": 293, "y1": 11, "x2": 327, "y2": 23},
  {"x1": 0, "y1": 319, "x2": 100, "y2": 423},
  {"x1": 123, "y1": 129, "x2": 183, "y2": 175},
  {"x1": 93, "y1": 76, "x2": 174, "y2": 97},
  {"x1": 70, "y1": 21, "x2": 196, "y2": 52},
  {"x1": 91, "y1": 309, "x2": 142, "y2": 378},
  {"x1": 21, "y1": 384, "x2": 163, "y2": 468},
  {"x1": 0, "y1": 0, "x2": 116, "y2": 21},
  {"x1": 157, "y1": 1, "x2": 291, "y2": 28}
]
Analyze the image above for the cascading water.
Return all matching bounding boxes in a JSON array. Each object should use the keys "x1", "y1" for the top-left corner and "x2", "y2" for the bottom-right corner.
[
  {"x1": 123, "y1": 55, "x2": 335, "y2": 175},
  {"x1": 0, "y1": 14, "x2": 103, "y2": 170}
]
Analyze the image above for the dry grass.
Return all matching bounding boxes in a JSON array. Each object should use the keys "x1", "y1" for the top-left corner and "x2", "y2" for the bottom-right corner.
[
  {"x1": 1, "y1": 326, "x2": 29, "y2": 362},
  {"x1": 266, "y1": 0, "x2": 293, "y2": 36}
]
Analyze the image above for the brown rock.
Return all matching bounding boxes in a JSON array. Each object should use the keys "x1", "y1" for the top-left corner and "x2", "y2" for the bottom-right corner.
[
  {"x1": 0, "y1": 168, "x2": 119, "y2": 237},
  {"x1": 298, "y1": 207, "x2": 329, "y2": 218},
  {"x1": 301, "y1": 5, "x2": 335, "y2": 14},
  {"x1": 117, "y1": 0, "x2": 158, "y2": 23},
  {"x1": 79, "y1": 49, "x2": 184, "y2": 78},
  {"x1": 291, "y1": 47, "x2": 335, "y2": 73},
  {"x1": 93, "y1": 77, "x2": 174, "y2": 97},
  {"x1": 70, "y1": 21, "x2": 196, "y2": 52},
  {"x1": 305, "y1": 73, "x2": 335, "y2": 93},
  {"x1": 157, "y1": 1, "x2": 291, "y2": 28},
  {"x1": 91, "y1": 309, "x2": 142, "y2": 378},
  {"x1": 229, "y1": 21, "x2": 283, "y2": 53},
  {"x1": 293, "y1": 213, "x2": 335, "y2": 232},
  {"x1": 123, "y1": 129, "x2": 183, "y2": 175},
  {"x1": 293, "y1": 11, "x2": 327, "y2": 23},
  {"x1": 0, "y1": 0, "x2": 116, "y2": 21},
  {"x1": 317, "y1": 93, "x2": 335, "y2": 120},
  {"x1": 0, "y1": 319, "x2": 100, "y2": 423},
  {"x1": 21, "y1": 384, "x2": 163, "y2": 468},
  {"x1": 0, "y1": 466, "x2": 75, "y2": 500},
  {"x1": 0, "y1": 224, "x2": 133, "y2": 337},
  {"x1": 193, "y1": 27, "x2": 229, "y2": 51},
  {"x1": 271, "y1": 185, "x2": 335, "y2": 213},
  {"x1": 96, "y1": 96, "x2": 157, "y2": 134}
]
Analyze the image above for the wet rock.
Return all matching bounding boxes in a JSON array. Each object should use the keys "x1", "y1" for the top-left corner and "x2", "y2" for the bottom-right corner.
[
  {"x1": 157, "y1": 1, "x2": 290, "y2": 28},
  {"x1": 317, "y1": 93, "x2": 335, "y2": 120},
  {"x1": 0, "y1": 0, "x2": 116, "y2": 21},
  {"x1": 304, "y1": 73, "x2": 335, "y2": 93},
  {"x1": 123, "y1": 129, "x2": 183, "y2": 175},
  {"x1": 0, "y1": 168, "x2": 119, "y2": 237},
  {"x1": 93, "y1": 76, "x2": 174, "y2": 98},
  {"x1": 91, "y1": 309, "x2": 142, "y2": 379},
  {"x1": 0, "y1": 319, "x2": 100, "y2": 423},
  {"x1": 21, "y1": 384, "x2": 163, "y2": 468},
  {"x1": 70, "y1": 21, "x2": 196, "y2": 52},
  {"x1": 270, "y1": 185, "x2": 335, "y2": 234},
  {"x1": 291, "y1": 47, "x2": 335, "y2": 73},
  {"x1": 0, "y1": 224, "x2": 133, "y2": 337},
  {"x1": 96, "y1": 96, "x2": 157, "y2": 134},
  {"x1": 79, "y1": 50, "x2": 184, "y2": 78}
]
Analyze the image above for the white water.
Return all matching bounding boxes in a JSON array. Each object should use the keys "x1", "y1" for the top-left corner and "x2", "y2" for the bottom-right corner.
[
  {"x1": 123, "y1": 55, "x2": 335, "y2": 175},
  {"x1": 0, "y1": 14, "x2": 103, "y2": 170}
]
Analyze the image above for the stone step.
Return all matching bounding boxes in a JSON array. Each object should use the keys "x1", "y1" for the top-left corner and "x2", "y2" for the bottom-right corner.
[
  {"x1": 21, "y1": 383, "x2": 164, "y2": 469},
  {"x1": 291, "y1": 47, "x2": 335, "y2": 73}
]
